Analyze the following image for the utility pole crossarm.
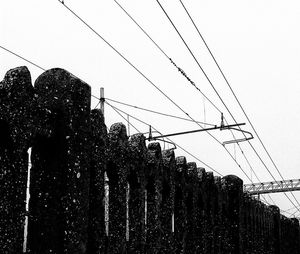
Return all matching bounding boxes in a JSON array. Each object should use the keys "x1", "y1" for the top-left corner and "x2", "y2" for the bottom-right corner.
[{"x1": 244, "y1": 179, "x2": 300, "y2": 195}]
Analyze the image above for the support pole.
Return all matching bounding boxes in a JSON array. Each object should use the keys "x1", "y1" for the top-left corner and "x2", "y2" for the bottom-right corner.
[{"x1": 100, "y1": 87, "x2": 105, "y2": 117}]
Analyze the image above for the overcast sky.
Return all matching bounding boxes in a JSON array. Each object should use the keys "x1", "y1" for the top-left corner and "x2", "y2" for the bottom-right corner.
[{"x1": 1, "y1": 0, "x2": 300, "y2": 216}]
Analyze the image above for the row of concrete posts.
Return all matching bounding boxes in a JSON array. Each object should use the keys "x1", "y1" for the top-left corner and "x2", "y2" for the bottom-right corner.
[{"x1": 0, "y1": 66, "x2": 299, "y2": 253}]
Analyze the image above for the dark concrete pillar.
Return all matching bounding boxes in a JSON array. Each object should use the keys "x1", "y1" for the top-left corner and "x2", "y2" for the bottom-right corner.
[
  {"x1": 196, "y1": 168, "x2": 206, "y2": 253},
  {"x1": 174, "y1": 156, "x2": 187, "y2": 253},
  {"x1": 160, "y1": 149, "x2": 176, "y2": 253},
  {"x1": 127, "y1": 133, "x2": 147, "y2": 253},
  {"x1": 204, "y1": 172, "x2": 214, "y2": 254},
  {"x1": 145, "y1": 142, "x2": 163, "y2": 253},
  {"x1": 185, "y1": 162, "x2": 198, "y2": 254},
  {"x1": 291, "y1": 218, "x2": 300, "y2": 254},
  {"x1": 87, "y1": 109, "x2": 107, "y2": 254},
  {"x1": 221, "y1": 175, "x2": 243, "y2": 254},
  {"x1": 27, "y1": 68, "x2": 91, "y2": 253},
  {"x1": 213, "y1": 176, "x2": 222, "y2": 254},
  {"x1": 269, "y1": 205, "x2": 281, "y2": 254},
  {"x1": 107, "y1": 123, "x2": 129, "y2": 253},
  {"x1": 0, "y1": 66, "x2": 34, "y2": 253},
  {"x1": 242, "y1": 194, "x2": 252, "y2": 254}
]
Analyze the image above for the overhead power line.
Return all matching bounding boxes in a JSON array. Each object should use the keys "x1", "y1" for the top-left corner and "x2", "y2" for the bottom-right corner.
[
  {"x1": 113, "y1": 0, "x2": 221, "y2": 114},
  {"x1": 0, "y1": 45, "x2": 46, "y2": 71},
  {"x1": 177, "y1": 0, "x2": 300, "y2": 211},
  {"x1": 105, "y1": 97, "x2": 216, "y2": 126}
]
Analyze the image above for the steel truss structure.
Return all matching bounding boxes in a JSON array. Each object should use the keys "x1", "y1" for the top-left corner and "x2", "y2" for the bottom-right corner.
[{"x1": 244, "y1": 179, "x2": 300, "y2": 195}]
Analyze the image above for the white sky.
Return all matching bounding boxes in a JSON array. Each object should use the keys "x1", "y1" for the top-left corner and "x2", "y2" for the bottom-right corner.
[{"x1": 1, "y1": 0, "x2": 300, "y2": 216}]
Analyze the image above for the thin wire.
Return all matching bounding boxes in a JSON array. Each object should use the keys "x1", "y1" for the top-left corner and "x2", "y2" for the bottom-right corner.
[
  {"x1": 105, "y1": 97, "x2": 215, "y2": 126},
  {"x1": 0, "y1": 45, "x2": 46, "y2": 71},
  {"x1": 158, "y1": 0, "x2": 299, "y2": 212},
  {"x1": 113, "y1": 0, "x2": 221, "y2": 114},
  {"x1": 155, "y1": 0, "x2": 228, "y2": 116}
]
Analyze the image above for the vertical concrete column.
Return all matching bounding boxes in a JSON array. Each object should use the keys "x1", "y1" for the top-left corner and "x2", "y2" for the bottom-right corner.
[
  {"x1": 241, "y1": 194, "x2": 251, "y2": 254},
  {"x1": 257, "y1": 203, "x2": 264, "y2": 252},
  {"x1": 213, "y1": 176, "x2": 222, "y2": 254},
  {"x1": 267, "y1": 207, "x2": 275, "y2": 254},
  {"x1": 221, "y1": 175, "x2": 243, "y2": 254},
  {"x1": 185, "y1": 162, "x2": 198, "y2": 254},
  {"x1": 160, "y1": 149, "x2": 175, "y2": 253},
  {"x1": 174, "y1": 156, "x2": 187, "y2": 253},
  {"x1": 291, "y1": 218, "x2": 300, "y2": 254},
  {"x1": 28, "y1": 68, "x2": 91, "y2": 253},
  {"x1": 27, "y1": 68, "x2": 91, "y2": 253},
  {"x1": 280, "y1": 216, "x2": 288, "y2": 254},
  {"x1": 107, "y1": 123, "x2": 129, "y2": 253},
  {"x1": 269, "y1": 205, "x2": 281, "y2": 254},
  {"x1": 195, "y1": 167, "x2": 206, "y2": 253},
  {"x1": 204, "y1": 172, "x2": 214, "y2": 254},
  {"x1": 145, "y1": 142, "x2": 163, "y2": 253},
  {"x1": 0, "y1": 66, "x2": 34, "y2": 253},
  {"x1": 127, "y1": 133, "x2": 147, "y2": 253},
  {"x1": 200, "y1": 168, "x2": 211, "y2": 254},
  {"x1": 253, "y1": 200, "x2": 260, "y2": 253},
  {"x1": 87, "y1": 109, "x2": 107, "y2": 254}
]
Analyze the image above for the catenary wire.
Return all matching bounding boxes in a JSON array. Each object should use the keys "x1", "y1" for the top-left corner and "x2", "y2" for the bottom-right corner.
[
  {"x1": 113, "y1": 0, "x2": 221, "y2": 114},
  {"x1": 156, "y1": 0, "x2": 300, "y2": 212},
  {"x1": 178, "y1": 0, "x2": 300, "y2": 211}
]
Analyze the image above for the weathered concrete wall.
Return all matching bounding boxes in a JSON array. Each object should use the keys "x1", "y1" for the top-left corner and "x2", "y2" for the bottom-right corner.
[
  {"x1": 1, "y1": 66, "x2": 300, "y2": 254},
  {"x1": 0, "y1": 66, "x2": 34, "y2": 253},
  {"x1": 27, "y1": 68, "x2": 91, "y2": 253}
]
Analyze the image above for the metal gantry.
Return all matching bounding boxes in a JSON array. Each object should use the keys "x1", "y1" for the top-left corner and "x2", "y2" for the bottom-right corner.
[{"x1": 244, "y1": 179, "x2": 300, "y2": 195}]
